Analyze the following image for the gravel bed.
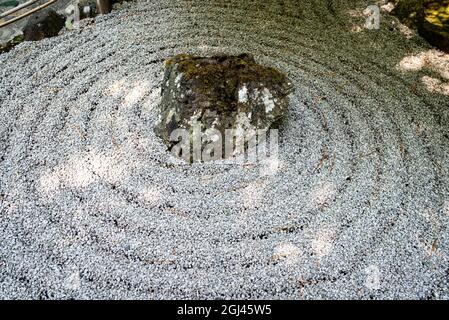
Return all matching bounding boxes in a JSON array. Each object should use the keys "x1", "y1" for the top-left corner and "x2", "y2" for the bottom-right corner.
[{"x1": 0, "y1": 0, "x2": 449, "y2": 299}]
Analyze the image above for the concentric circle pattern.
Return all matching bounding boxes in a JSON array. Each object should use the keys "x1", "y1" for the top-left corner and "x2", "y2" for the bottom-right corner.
[{"x1": 1, "y1": 0, "x2": 449, "y2": 299}]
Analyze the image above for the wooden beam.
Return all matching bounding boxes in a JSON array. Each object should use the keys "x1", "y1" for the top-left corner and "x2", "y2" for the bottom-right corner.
[{"x1": 0, "y1": 0, "x2": 57, "y2": 28}]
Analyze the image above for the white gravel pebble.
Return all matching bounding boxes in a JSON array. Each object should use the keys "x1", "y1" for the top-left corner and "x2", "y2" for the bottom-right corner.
[{"x1": 0, "y1": 0, "x2": 449, "y2": 299}]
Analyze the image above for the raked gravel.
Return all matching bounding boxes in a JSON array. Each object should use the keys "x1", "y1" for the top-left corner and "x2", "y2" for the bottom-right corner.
[{"x1": 1, "y1": 0, "x2": 449, "y2": 299}]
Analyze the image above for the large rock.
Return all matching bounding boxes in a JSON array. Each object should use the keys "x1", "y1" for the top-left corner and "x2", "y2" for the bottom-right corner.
[
  {"x1": 419, "y1": 1, "x2": 449, "y2": 52},
  {"x1": 392, "y1": 0, "x2": 449, "y2": 52},
  {"x1": 154, "y1": 54, "x2": 294, "y2": 161},
  {"x1": 23, "y1": 9, "x2": 65, "y2": 41}
]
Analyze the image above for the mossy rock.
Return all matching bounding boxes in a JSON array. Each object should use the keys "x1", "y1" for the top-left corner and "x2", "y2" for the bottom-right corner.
[
  {"x1": 155, "y1": 54, "x2": 294, "y2": 161},
  {"x1": 392, "y1": 0, "x2": 449, "y2": 52},
  {"x1": 23, "y1": 9, "x2": 65, "y2": 41}
]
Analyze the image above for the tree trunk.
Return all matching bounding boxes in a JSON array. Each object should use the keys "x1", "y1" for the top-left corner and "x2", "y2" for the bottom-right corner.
[{"x1": 96, "y1": 0, "x2": 111, "y2": 14}]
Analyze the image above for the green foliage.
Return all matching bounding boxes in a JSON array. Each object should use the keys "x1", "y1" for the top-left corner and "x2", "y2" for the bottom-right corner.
[
  {"x1": 0, "y1": 34, "x2": 24, "y2": 54},
  {"x1": 0, "y1": 0, "x2": 19, "y2": 8},
  {"x1": 392, "y1": 0, "x2": 449, "y2": 51}
]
